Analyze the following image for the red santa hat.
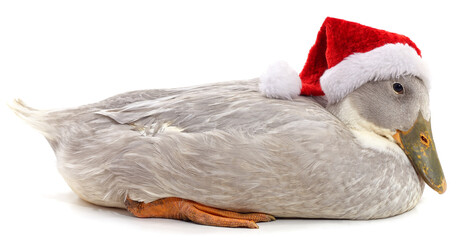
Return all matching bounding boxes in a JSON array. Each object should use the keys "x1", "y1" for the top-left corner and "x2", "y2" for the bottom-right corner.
[{"x1": 259, "y1": 17, "x2": 429, "y2": 103}]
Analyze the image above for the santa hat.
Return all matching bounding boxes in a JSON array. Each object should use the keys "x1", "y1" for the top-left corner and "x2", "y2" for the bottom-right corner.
[{"x1": 259, "y1": 17, "x2": 428, "y2": 104}]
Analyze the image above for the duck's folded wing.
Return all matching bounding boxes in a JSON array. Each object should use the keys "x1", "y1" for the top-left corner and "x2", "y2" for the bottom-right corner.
[
  {"x1": 96, "y1": 95, "x2": 180, "y2": 125},
  {"x1": 96, "y1": 80, "x2": 340, "y2": 135}
]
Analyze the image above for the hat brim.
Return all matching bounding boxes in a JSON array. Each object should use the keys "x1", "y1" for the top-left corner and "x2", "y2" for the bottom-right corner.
[{"x1": 320, "y1": 43, "x2": 429, "y2": 104}]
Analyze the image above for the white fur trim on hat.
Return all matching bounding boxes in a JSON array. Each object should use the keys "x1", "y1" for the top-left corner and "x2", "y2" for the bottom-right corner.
[
  {"x1": 321, "y1": 43, "x2": 429, "y2": 104},
  {"x1": 259, "y1": 61, "x2": 302, "y2": 100}
]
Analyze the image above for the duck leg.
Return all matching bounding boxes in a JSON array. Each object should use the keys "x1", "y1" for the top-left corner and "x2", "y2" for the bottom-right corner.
[{"x1": 125, "y1": 197, "x2": 275, "y2": 228}]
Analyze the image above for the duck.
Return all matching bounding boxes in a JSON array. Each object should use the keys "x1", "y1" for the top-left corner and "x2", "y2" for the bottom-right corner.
[{"x1": 10, "y1": 17, "x2": 445, "y2": 229}]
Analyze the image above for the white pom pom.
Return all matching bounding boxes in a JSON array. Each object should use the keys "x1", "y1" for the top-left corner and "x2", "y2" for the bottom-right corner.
[{"x1": 259, "y1": 61, "x2": 302, "y2": 100}]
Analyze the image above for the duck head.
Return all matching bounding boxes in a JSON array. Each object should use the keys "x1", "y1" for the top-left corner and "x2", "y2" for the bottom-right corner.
[{"x1": 326, "y1": 75, "x2": 446, "y2": 194}]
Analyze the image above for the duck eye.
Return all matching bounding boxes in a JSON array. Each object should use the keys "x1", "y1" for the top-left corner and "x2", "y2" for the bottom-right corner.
[{"x1": 393, "y1": 82, "x2": 404, "y2": 94}]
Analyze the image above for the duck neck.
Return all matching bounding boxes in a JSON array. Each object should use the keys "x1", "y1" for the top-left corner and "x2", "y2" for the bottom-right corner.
[{"x1": 326, "y1": 98, "x2": 398, "y2": 149}]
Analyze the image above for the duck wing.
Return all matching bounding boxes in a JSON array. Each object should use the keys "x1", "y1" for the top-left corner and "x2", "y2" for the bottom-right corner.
[{"x1": 96, "y1": 79, "x2": 339, "y2": 135}]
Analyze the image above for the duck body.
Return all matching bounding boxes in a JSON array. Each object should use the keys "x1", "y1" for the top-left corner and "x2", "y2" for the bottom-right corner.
[{"x1": 14, "y1": 79, "x2": 424, "y2": 219}]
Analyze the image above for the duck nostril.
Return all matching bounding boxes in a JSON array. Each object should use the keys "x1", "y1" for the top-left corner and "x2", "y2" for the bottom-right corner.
[{"x1": 420, "y1": 134, "x2": 430, "y2": 147}]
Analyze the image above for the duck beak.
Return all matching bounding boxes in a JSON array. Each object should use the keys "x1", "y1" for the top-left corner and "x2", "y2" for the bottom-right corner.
[{"x1": 393, "y1": 112, "x2": 446, "y2": 194}]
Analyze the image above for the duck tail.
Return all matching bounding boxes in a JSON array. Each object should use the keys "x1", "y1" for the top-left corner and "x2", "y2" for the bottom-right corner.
[{"x1": 9, "y1": 99, "x2": 59, "y2": 143}]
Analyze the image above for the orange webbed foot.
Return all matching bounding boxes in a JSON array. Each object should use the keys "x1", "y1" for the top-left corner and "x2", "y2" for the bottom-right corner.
[{"x1": 125, "y1": 197, "x2": 275, "y2": 228}]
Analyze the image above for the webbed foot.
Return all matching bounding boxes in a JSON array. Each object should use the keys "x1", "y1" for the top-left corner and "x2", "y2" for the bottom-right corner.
[{"x1": 125, "y1": 196, "x2": 275, "y2": 228}]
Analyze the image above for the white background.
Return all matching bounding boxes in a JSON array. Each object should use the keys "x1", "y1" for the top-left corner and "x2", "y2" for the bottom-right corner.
[{"x1": 1, "y1": 0, "x2": 475, "y2": 239}]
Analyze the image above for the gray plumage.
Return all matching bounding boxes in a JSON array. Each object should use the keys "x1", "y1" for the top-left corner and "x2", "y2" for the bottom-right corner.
[{"x1": 10, "y1": 77, "x2": 428, "y2": 219}]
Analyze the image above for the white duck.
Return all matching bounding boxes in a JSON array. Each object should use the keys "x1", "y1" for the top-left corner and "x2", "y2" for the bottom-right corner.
[{"x1": 10, "y1": 17, "x2": 445, "y2": 228}]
